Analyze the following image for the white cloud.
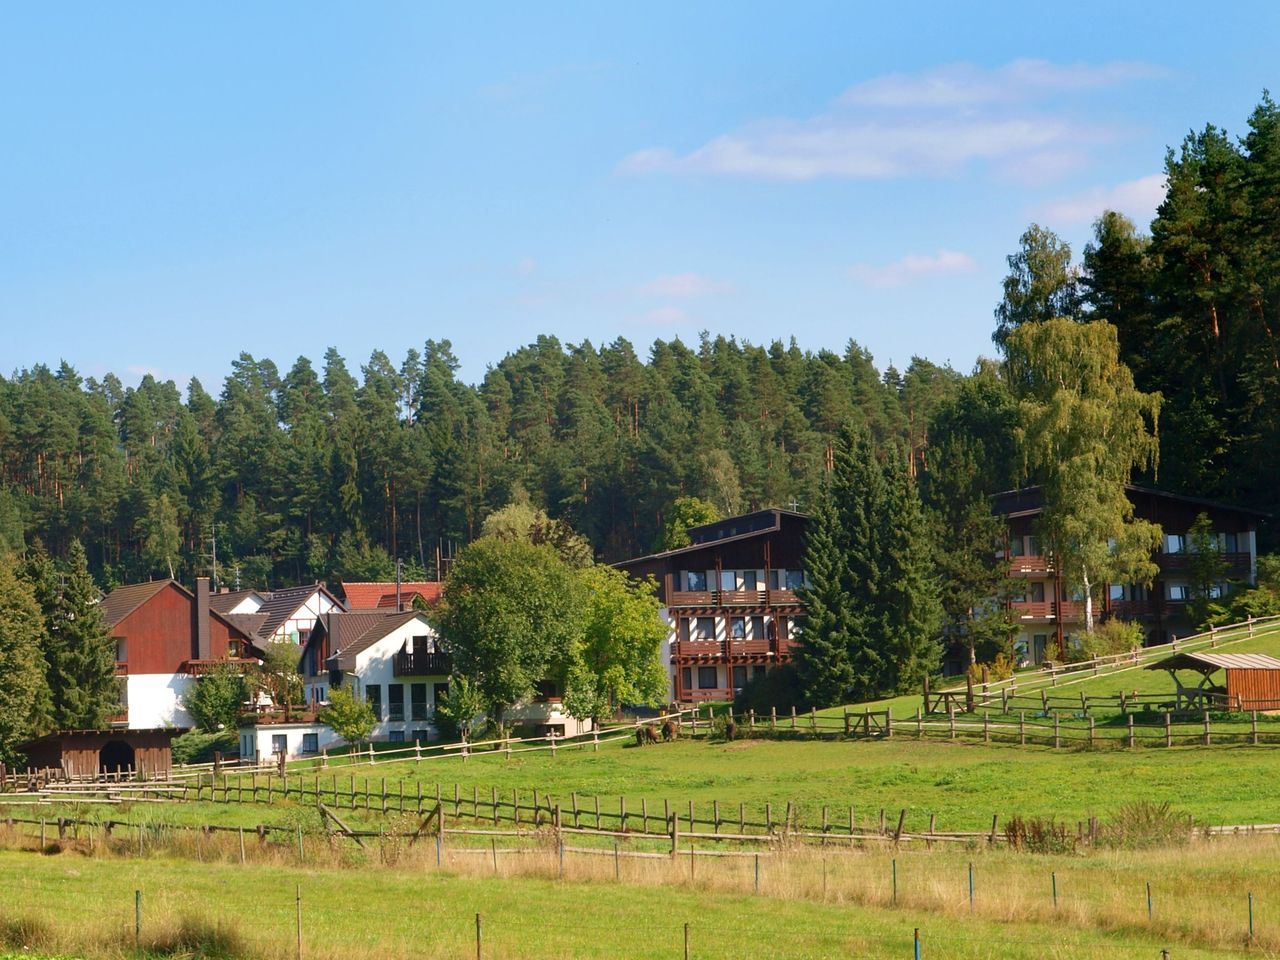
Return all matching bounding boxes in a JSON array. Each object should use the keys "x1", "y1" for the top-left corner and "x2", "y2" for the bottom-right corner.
[
  {"x1": 841, "y1": 59, "x2": 1165, "y2": 109},
  {"x1": 642, "y1": 273, "x2": 733, "y2": 297},
  {"x1": 619, "y1": 59, "x2": 1160, "y2": 182},
  {"x1": 1036, "y1": 173, "x2": 1167, "y2": 226},
  {"x1": 634, "y1": 305, "x2": 690, "y2": 326},
  {"x1": 848, "y1": 250, "x2": 977, "y2": 288}
]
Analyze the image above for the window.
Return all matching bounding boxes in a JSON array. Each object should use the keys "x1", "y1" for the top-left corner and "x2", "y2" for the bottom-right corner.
[
  {"x1": 301, "y1": 733, "x2": 319, "y2": 755},
  {"x1": 730, "y1": 617, "x2": 746, "y2": 639},
  {"x1": 388, "y1": 684, "x2": 405, "y2": 721},
  {"x1": 1221, "y1": 532, "x2": 1239, "y2": 553},
  {"x1": 411, "y1": 683, "x2": 428, "y2": 721},
  {"x1": 1109, "y1": 584, "x2": 1126, "y2": 602},
  {"x1": 741, "y1": 570, "x2": 758, "y2": 591},
  {"x1": 1009, "y1": 537, "x2": 1025, "y2": 558},
  {"x1": 697, "y1": 666, "x2": 718, "y2": 690},
  {"x1": 692, "y1": 617, "x2": 715, "y2": 641},
  {"x1": 1168, "y1": 584, "x2": 1189, "y2": 601},
  {"x1": 686, "y1": 570, "x2": 707, "y2": 591},
  {"x1": 720, "y1": 570, "x2": 737, "y2": 592},
  {"x1": 753, "y1": 665, "x2": 767, "y2": 681},
  {"x1": 115, "y1": 638, "x2": 127, "y2": 662},
  {"x1": 732, "y1": 665, "x2": 748, "y2": 689},
  {"x1": 1026, "y1": 537, "x2": 1041, "y2": 557},
  {"x1": 389, "y1": 731, "x2": 405, "y2": 743},
  {"x1": 681, "y1": 667, "x2": 692, "y2": 692},
  {"x1": 1165, "y1": 534, "x2": 1186, "y2": 554},
  {"x1": 768, "y1": 569, "x2": 782, "y2": 590},
  {"x1": 271, "y1": 734, "x2": 287, "y2": 755},
  {"x1": 412, "y1": 729, "x2": 430, "y2": 744},
  {"x1": 1030, "y1": 582, "x2": 1045, "y2": 603},
  {"x1": 367, "y1": 684, "x2": 382, "y2": 721},
  {"x1": 751, "y1": 616, "x2": 765, "y2": 639},
  {"x1": 785, "y1": 569, "x2": 804, "y2": 590},
  {"x1": 1208, "y1": 583, "x2": 1225, "y2": 599}
]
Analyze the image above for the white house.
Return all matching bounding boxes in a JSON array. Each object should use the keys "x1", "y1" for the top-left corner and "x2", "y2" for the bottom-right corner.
[
  {"x1": 213, "y1": 583, "x2": 344, "y2": 647},
  {"x1": 238, "y1": 721, "x2": 345, "y2": 762}
]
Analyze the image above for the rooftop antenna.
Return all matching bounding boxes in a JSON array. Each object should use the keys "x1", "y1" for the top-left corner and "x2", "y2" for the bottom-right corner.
[
  {"x1": 395, "y1": 557, "x2": 403, "y2": 611},
  {"x1": 202, "y1": 523, "x2": 220, "y2": 592},
  {"x1": 234, "y1": 564, "x2": 241, "y2": 592},
  {"x1": 787, "y1": 500, "x2": 801, "y2": 512}
]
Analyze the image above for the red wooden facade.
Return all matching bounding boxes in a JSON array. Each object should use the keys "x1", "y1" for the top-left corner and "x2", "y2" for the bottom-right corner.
[
  {"x1": 20, "y1": 729, "x2": 178, "y2": 778},
  {"x1": 1226, "y1": 669, "x2": 1280, "y2": 711},
  {"x1": 107, "y1": 581, "x2": 257, "y2": 675}
]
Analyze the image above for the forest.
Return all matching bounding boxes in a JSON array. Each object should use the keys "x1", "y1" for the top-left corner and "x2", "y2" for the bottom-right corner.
[{"x1": 0, "y1": 94, "x2": 1277, "y2": 591}]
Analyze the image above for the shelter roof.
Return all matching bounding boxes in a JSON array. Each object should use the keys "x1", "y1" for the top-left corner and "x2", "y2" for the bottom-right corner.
[{"x1": 1146, "y1": 652, "x2": 1280, "y2": 673}]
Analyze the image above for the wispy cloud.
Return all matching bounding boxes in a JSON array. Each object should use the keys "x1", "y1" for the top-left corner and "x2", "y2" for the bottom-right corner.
[
  {"x1": 634, "y1": 305, "x2": 690, "y2": 327},
  {"x1": 848, "y1": 250, "x2": 977, "y2": 288},
  {"x1": 620, "y1": 59, "x2": 1160, "y2": 182},
  {"x1": 1036, "y1": 173, "x2": 1167, "y2": 226},
  {"x1": 642, "y1": 272, "x2": 733, "y2": 298}
]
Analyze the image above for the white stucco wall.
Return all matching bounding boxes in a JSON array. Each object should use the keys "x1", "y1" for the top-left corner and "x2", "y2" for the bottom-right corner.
[
  {"x1": 238, "y1": 723, "x2": 344, "y2": 761},
  {"x1": 272, "y1": 590, "x2": 343, "y2": 644},
  {"x1": 126, "y1": 673, "x2": 196, "y2": 729}
]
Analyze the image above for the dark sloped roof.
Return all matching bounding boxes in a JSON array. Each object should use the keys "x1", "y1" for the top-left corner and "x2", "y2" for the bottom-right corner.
[
  {"x1": 208, "y1": 589, "x2": 265, "y2": 615},
  {"x1": 256, "y1": 584, "x2": 341, "y2": 639},
  {"x1": 1147, "y1": 652, "x2": 1280, "y2": 673},
  {"x1": 322, "y1": 610, "x2": 430, "y2": 670},
  {"x1": 99, "y1": 580, "x2": 176, "y2": 628},
  {"x1": 223, "y1": 612, "x2": 270, "y2": 641}
]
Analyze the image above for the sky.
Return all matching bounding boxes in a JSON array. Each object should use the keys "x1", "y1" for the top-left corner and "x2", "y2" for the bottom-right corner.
[{"x1": 3, "y1": 2, "x2": 1279, "y2": 390}]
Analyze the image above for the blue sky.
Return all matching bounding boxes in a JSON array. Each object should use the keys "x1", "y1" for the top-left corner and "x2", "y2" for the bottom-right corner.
[{"x1": 3, "y1": 2, "x2": 1278, "y2": 389}]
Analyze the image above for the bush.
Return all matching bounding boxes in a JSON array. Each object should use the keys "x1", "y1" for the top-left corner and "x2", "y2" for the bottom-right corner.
[
  {"x1": 319, "y1": 686, "x2": 376, "y2": 746},
  {"x1": 967, "y1": 652, "x2": 1016, "y2": 685},
  {"x1": 732, "y1": 664, "x2": 807, "y2": 715},
  {"x1": 172, "y1": 730, "x2": 237, "y2": 765},
  {"x1": 1071, "y1": 619, "x2": 1143, "y2": 663},
  {"x1": 181, "y1": 663, "x2": 247, "y2": 733},
  {"x1": 1004, "y1": 815, "x2": 1077, "y2": 854},
  {"x1": 1098, "y1": 801, "x2": 1199, "y2": 849},
  {"x1": 710, "y1": 714, "x2": 738, "y2": 741}
]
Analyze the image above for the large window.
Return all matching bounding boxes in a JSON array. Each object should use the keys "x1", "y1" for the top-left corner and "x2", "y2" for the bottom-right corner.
[
  {"x1": 685, "y1": 570, "x2": 707, "y2": 591},
  {"x1": 732, "y1": 665, "x2": 748, "y2": 689},
  {"x1": 366, "y1": 684, "x2": 382, "y2": 721},
  {"x1": 301, "y1": 733, "x2": 319, "y2": 755},
  {"x1": 1109, "y1": 583, "x2": 1126, "y2": 602},
  {"x1": 1168, "y1": 584, "x2": 1189, "y2": 601},
  {"x1": 729, "y1": 617, "x2": 746, "y2": 639},
  {"x1": 681, "y1": 667, "x2": 692, "y2": 692},
  {"x1": 720, "y1": 570, "x2": 737, "y2": 592},
  {"x1": 411, "y1": 683, "x2": 428, "y2": 721},
  {"x1": 741, "y1": 570, "x2": 758, "y2": 591},
  {"x1": 785, "y1": 569, "x2": 805, "y2": 590},
  {"x1": 1221, "y1": 532, "x2": 1239, "y2": 553},
  {"x1": 1165, "y1": 534, "x2": 1186, "y2": 554},
  {"x1": 271, "y1": 734, "x2": 287, "y2": 755},
  {"x1": 388, "y1": 684, "x2": 405, "y2": 721},
  {"x1": 389, "y1": 731, "x2": 405, "y2": 743},
  {"x1": 1009, "y1": 537, "x2": 1025, "y2": 558},
  {"x1": 1030, "y1": 582, "x2": 1045, "y2": 603},
  {"x1": 692, "y1": 617, "x2": 716, "y2": 641},
  {"x1": 697, "y1": 666, "x2": 718, "y2": 689}
]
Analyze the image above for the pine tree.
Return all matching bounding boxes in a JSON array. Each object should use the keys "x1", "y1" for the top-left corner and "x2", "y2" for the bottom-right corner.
[
  {"x1": 0, "y1": 554, "x2": 53, "y2": 763},
  {"x1": 48, "y1": 540, "x2": 119, "y2": 729},
  {"x1": 793, "y1": 487, "x2": 855, "y2": 707}
]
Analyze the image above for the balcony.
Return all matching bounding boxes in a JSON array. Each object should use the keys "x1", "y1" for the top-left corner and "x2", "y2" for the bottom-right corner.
[
  {"x1": 392, "y1": 650, "x2": 452, "y2": 677},
  {"x1": 667, "y1": 588, "x2": 802, "y2": 608},
  {"x1": 1008, "y1": 555, "x2": 1051, "y2": 576},
  {"x1": 1157, "y1": 552, "x2": 1253, "y2": 576},
  {"x1": 114, "y1": 661, "x2": 128, "y2": 677},
  {"x1": 672, "y1": 637, "x2": 794, "y2": 662},
  {"x1": 1009, "y1": 600, "x2": 1085, "y2": 622},
  {"x1": 183, "y1": 658, "x2": 260, "y2": 677}
]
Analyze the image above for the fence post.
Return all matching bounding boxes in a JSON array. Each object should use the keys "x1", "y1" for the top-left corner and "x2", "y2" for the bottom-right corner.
[
  {"x1": 134, "y1": 890, "x2": 141, "y2": 952},
  {"x1": 916, "y1": 708, "x2": 923, "y2": 740},
  {"x1": 1088, "y1": 716, "x2": 1095, "y2": 749},
  {"x1": 948, "y1": 703, "x2": 955, "y2": 740},
  {"x1": 475, "y1": 913, "x2": 482, "y2": 960},
  {"x1": 913, "y1": 928, "x2": 920, "y2": 960},
  {"x1": 770, "y1": 706, "x2": 776, "y2": 731},
  {"x1": 1127, "y1": 714, "x2": 1135, "y2": 749},
  {"x1": 1053, "y1": 715, "x2": 1060, "y2": 749},
  {"x1": 844, "y1": 712, "x2": 851, "y2": 737},
  {"x1": 1252, "y1": 711, "x2": 1259, "y2": 746},
  {"x1": 884, "y1": 711, "x2": 893, "y2": 739},
  {"x1": 295, "y1": 884, "x2": 302, "y2": 960},
  {"x1": 1203, "y1": 711, "x2": 1211, "y2": 746},
  {"x1": 982, "y1": 712, "x2": 989, "y2": 744},
  {"x1": 1165, "y1": 713, "x2": 1172, "y2": 748},
  {"x1": 1019, "y1": 711, "x2": 1025, "y2": 746}
]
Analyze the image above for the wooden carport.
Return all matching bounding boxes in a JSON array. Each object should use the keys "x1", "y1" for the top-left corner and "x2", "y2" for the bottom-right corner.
[{"x1": 1145, "y1": 652, "x2": 1280, "y2": 712}]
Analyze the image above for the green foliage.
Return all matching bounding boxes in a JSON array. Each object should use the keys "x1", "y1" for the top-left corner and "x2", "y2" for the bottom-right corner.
[
  {"x1": 1203, "y1": 555, "x2": 1280, "y2": 626},
  {"x1": 564, "y1": 565, "x2": 667, "y2": 722},
  {"x1": 793, "y1": 488, "x2": 855, "y2": 706},
  {"x1": 1005, "y1": 318, "x2": 1162, "y2": 632},
  {"x1": 183, "y1": 662, "x2": 248, "y2": 733},
  {"x1": 480, "y1": 498, "x2": 594, "y2": 568},
  {"x1": 319, "y1": 686, "x2": 376, "y2": 745},
  {"x1": 992, "y1": 224, "x2": 1083, "y2": 351},
  {"x1": 171, "y1": 729, "x2": 237, "y2": 765},
  {"x1": 659, "y1": 496, "x2": 720, "y2": 550},
  {"x1": 0, "y1": 554, "x2": 52, "y2": 764},
  {"x1": 1072, "y1": 619, "x2": 1143, "y2": 663},
  {"x1": 732, "y1": 664, "x2": 807, "y2": 715},
  {"x1": 1097, "y1": 801, "x2": 1198, "y2": 850},
  {"x1": 433, "y1": 537, "x2": 585, "y2": 729},
  {"x1": 434, "y1": 674, "x2": 484, "y2": 740},
  {"x1": 254, "y1": 641, "x2": 303, "y2": 720},
  {"x1": 1185, "y1": 512, "x2": 1229, "y2": 629}
]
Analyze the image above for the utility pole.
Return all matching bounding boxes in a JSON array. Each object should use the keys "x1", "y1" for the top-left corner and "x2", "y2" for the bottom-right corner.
[
  {"x1": 203, "y1": 523, "x2": 220, "y2": 592},
  {"x1": 395, "y1": 558, "x2": 403, "y2": 611}
]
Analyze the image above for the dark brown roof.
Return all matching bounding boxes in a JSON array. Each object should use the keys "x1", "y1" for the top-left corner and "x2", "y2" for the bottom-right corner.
[
  {"x1": 223, "y1": 612, "x2": 270, "y2": 640},
  {"x1": 208, "y1": 589, "x2": 265, "y2": 615},
  {"x1": 321, "y1": 610, "x2": 430, "y2": 670},
  {"x1": 255, "y1": 584, "x2": 342, "y2": 639},
  {"x1": 99, "y1": 580, "x2": 175, "y2": 628}
]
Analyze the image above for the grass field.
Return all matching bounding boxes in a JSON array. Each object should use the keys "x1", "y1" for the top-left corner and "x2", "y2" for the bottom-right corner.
[{"x1": 0, "y1": 835, "x2": 1276, "y2": 959}]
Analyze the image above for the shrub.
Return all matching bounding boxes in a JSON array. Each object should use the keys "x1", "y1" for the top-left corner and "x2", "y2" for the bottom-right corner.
[
  {"x1": 319, "y1": 686, "x2": 376, "y2": 746},
  {"x1": 1071, "y1": 619, "x2": 1143, "y2": 663},
  {"x1": 181, "y1": 662, "x2": 247, "y2": 733},
  {"x1": 732, "y1": 664, "x2": 807, "y2": 715},
  {"x1": 967, "y1": 652, "x2": 1016, "y2": 685},
  {"x1": 1004, "y1": 815, "x2": 1077, "y2": 854},
  {"x1": 1097, "y1": 801, "x2": 1198, "y2": 849},
  {"x1": 711, "y1": 714, "x2": 738, "y2": 741},
  {"x1": 172, "y1": 730, "x2": 237, "y2": 765}
]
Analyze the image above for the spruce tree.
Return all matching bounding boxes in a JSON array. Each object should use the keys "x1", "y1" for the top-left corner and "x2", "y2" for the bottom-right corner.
[
  {"x1": 49, "y1": 540, "x2": 119, "y2": 728},
  {"x1": 793, "y1": 487, "x2": 855, "y2": 707},
  {"x1": 0, "y1": 554, "x2": 53, "y2": 763}
]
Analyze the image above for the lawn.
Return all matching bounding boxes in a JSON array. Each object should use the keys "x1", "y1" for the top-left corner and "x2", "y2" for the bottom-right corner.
[{"x1": 0, "y1": 839, "x2": 1273, "y2": 959}]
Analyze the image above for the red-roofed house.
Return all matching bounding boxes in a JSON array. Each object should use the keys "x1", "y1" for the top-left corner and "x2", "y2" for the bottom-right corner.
[{"x1": 341, "y1": 581, "x2": 444, "y2": 611}]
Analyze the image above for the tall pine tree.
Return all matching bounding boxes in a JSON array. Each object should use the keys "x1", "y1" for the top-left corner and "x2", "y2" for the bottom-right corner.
[
  {"x1": 793, "y1": 487, "x2": 855, "y2": 707},
  {"x1": 48, "y1": 540, "x2": 119, "y2": 728},
  {"x1": 0, "y1": 554, "x2": 52, "y2": 764}
]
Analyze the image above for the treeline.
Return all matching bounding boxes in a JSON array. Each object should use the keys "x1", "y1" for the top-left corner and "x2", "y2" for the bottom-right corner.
[{"x1": 0, "y1": 94, "x2": 1277, "y2": 592}]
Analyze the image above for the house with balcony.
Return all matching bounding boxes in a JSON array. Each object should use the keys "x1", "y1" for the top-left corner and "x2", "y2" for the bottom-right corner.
[
  {"x1": 301, "y1": 610, "x2": 452, "y2": 742},
  {"x1": 100, "y1": 577, "x2": 263, "y2": 729},
  {"x1": 994, "y1": 485, "x2": 1264, "y2": 663},
  {"x1": 615, "y1": 508, "x2": 808, "y2": 703},
  {"x1": 210, "y1": 582, "x2": 344, "y2": 647}
]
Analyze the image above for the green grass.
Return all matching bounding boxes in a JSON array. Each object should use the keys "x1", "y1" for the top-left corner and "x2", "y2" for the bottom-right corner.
[{"x1": 0, "y1": 840, "x2": 1272, "y2": 959}]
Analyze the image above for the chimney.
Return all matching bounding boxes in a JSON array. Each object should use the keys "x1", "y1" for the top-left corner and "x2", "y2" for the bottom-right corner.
[{"x1": 195, "y1": 576, "x2": 211, "y2": 661}]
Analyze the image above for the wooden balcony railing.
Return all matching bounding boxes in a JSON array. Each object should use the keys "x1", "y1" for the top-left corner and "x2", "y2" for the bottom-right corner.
[
  {"x1": 392, "y1": 650, "x2": 452, "y2": 677},
  {"x1": 1158, "y1": 552, "x2": 1252, "y2": 574},
  {"x1": 668, "y1": 588, "x2": 803, "y2": 608},
  {"x1": 183, "y1": 658, "x2": 260, "y2": 677},
  {"x1": 1008, "y1": 555, "x2": 1051, "y2": 575},
  {"x1": 114, "y1": 662, "x2": 128, "y2": 677},
  {"x1": 673, "y1": 638, "x2": 794, "y2": 660},
  {"x1": 1009, "y1": 600, "x2": 1086, "y2": 621}
]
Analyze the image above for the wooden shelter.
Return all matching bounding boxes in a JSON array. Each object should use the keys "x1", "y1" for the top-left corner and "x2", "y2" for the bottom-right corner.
[
  {"x1": 19, "y1": 728, "x2": 180, "y2": 779},
  {"x1": 1146, "y1": 652, "x2": 1280, "y2": 711}
]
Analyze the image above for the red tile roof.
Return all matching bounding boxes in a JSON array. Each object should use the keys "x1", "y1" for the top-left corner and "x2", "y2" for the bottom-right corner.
[{"x1": 341, "y1": 581, "x2": 443, "y2": 611}]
